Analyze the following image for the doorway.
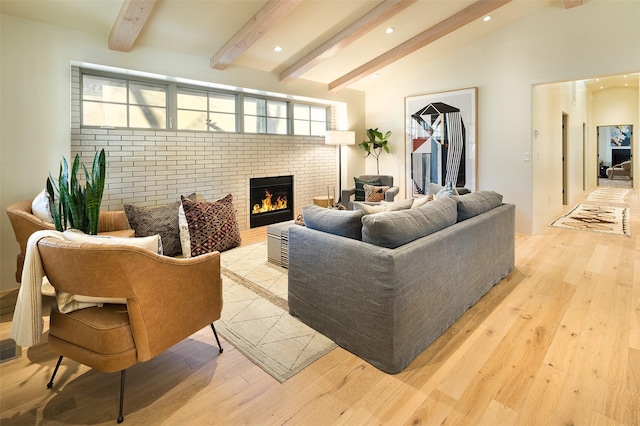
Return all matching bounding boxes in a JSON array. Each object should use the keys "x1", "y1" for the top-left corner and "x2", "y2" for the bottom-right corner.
[{"x1": 597, "y1": 125, "x2": 633, "y2": 188}]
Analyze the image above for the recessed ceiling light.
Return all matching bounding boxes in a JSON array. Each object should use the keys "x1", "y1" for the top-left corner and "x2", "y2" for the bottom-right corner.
[
  {"x1": 373, "y1": 73, "x2": 380, "y2": 78},
  {"x1": 273, "y1": 46, "x2": 282, "y2": 52},
  {"x1": 385, "y1": 27, "x2": 394, "y2": 34},
  {"x1": 600, "y1": 86, "x2": 604, "y2": 89},
  {"x1": 482, "y1": 15, "x2": 491, "y2": 22}
]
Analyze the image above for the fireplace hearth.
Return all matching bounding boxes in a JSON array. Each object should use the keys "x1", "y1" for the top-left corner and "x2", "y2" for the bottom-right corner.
[{"x1": 250, "y1": 175, "x2": 294, "y2": 228}]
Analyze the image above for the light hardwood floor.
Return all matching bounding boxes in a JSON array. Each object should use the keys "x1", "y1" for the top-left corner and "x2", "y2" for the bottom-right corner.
[{"x1": 1, "y1": 181, "x2": 639, "y2": 425}]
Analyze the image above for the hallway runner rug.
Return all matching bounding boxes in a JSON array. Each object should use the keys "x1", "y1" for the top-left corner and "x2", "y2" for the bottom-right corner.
[
  {"x1": 586, "y1": 188, "x2": 629, "y2": 204},
  {"x1": 217, "y1": 243, "x2": 336, "y2": 383},
  {"x1": 549, "y1": 204, "x2": 630, "y2": 236}
]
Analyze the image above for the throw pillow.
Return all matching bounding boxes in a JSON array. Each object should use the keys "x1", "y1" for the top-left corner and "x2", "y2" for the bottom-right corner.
[
  {"x1": 428, "y1": 182, "x2": 460, "y2": 197},
  {"x1": 411, "y1": 194, "x2": 433, "y2": 209},
  {"x1": 353, "y1": 198, "x2": 413, "y2": 215},
  {"x1": 302, "y1": 204, "x2": 364, "y2": 240},
  {"x1": 451, "y1": 191, "x2": 503, "y2": 221},
  {"x1": 124, "y1": 193, "x2": 196, "y2": 257},
  {"x1": 364, "y1": 184, "x2": 390, "y2": 202},
  {"x1": 435, "y1": 181, "x2": 458, "y2": 198},
  {"x1": 181, "y1": 194, "x2": 241, "y2": 256},
  {"x1": 63, "y1": 229, "x2": 163, "y2": 254},
  {"x1": 178, "y1": 203, "x2": 191, "y2": 258},
  {"x1": 32, "y1": 189, "x2": 54, "y2": 223},
  {"x1": 361, "y1": 197, "x2": 458, "y2": 249},
  {"x1": 354, "y1": 177, "x2": 381, "y2": 201}
]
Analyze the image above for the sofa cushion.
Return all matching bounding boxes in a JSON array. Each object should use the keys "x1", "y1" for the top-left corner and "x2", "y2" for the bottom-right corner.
[
  {"x1": 302, "y1": 204, "x2": 364, "y2": 240},
  {"x1": 354, "y1": 177, "x2": 381, "y2": 201},
  {"x1": 364, "y1": 184, "x2": 390, "y2": 202},
  {"x1": 353, "y1": 198, "x2": 413, "y2": 215},
  {"x1": 181, "y1": 194, "x2": 241, "y2": 256},
  {"x1": 362, "y1": 197, "x2": 458, "y2": 248},
  {"x1": 451, "y1": 191, "x2": 503, "y2": 221}
]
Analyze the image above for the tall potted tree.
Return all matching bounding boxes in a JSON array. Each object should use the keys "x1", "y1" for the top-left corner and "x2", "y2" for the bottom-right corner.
[
  {"x1": 46, "y1": 149, "x2": 106, "y2": 235},
  {"x1": 359, "y1": 128, "x2": 391, "y2": 175}
]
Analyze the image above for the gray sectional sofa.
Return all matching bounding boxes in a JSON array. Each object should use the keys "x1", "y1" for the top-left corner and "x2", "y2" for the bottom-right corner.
[{"x1": 287, "y1": 192, "x2": 515, "y2": 374}]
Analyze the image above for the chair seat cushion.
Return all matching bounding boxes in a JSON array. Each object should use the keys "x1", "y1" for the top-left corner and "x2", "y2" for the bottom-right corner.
[{"x1": 49, "y1": 304, "x2": 135, "y2": 356}]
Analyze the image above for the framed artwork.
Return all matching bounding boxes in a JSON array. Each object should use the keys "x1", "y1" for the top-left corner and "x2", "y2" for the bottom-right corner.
[{"x1": 405, "y1": 88, "x2": 477, "y2": 198}]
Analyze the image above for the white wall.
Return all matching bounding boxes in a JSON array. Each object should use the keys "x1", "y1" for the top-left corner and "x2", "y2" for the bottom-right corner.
[
  {"x1": 361, "y1": 0, "x2": 640, "y2": 234},
  {"x1": 0, "y1": 14, "x2": 365, "y2": 292}
]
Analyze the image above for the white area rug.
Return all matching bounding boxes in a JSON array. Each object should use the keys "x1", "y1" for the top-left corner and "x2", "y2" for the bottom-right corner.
[
  {"x1": 586, "y1": 188, "x2": 629, "y2": 204},
  {"x1": 218, "y1": 242, "x2": 336, "y2": 382},
  {"x1": 549, "y1": 204, "x2": 630, "y2": 236}
]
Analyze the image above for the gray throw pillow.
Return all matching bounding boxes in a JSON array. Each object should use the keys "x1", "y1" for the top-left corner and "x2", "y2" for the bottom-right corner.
[
  {"x1": 302, "y1": 204, "x2": 365, "y2": 240},
  {"x1": 361, "y1": 197, "x2": 458, "y2": 248},
  {"x1": 124, "y1": 193, "x2": 196, "y2": 257},
  {"x1": 451, "y1": 191, "x2": 503, "y2": 221}
]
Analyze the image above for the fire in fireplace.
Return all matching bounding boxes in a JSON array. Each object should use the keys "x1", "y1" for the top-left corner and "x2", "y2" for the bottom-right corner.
[{"x1": 250, "y1": 176, "x2": 293, "y2": 228}]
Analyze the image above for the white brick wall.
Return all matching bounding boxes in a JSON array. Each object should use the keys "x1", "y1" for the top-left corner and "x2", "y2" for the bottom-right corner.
[{"x1": 70, "y1": 69, "x2": 336, "y2": 230}]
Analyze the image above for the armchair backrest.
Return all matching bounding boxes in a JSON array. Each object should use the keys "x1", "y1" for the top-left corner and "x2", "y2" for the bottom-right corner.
[
  {"x1": 37, "y1": 237, "x2": 222, "y2": 362},
  {"x1": 358, "y1": 175, "x2": 394, "y2": 187},
  {"x1": 6, "y1": 200, "x2": 130, "y2": 283}
]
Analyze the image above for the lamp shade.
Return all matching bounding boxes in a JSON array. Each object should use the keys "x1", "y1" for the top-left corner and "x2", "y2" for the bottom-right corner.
[{"x1": 325, "y1": 130, "x2": 355, "y2": 145}]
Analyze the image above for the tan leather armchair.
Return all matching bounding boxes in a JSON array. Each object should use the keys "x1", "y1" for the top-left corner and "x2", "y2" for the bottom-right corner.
[
  {"x1": 37, "y1": 237, "x2": 223, "y2": 423},
  {"x1": 6, "y1": 200, "x2": 131, "y2": 283},
  {"x1": 606, "y1": 160, "x2": 632, "y2": 179}
]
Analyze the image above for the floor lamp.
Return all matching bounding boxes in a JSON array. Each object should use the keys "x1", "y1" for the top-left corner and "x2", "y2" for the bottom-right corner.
[{"x1": 325, "y1": 130, "x2": 355, "y2": 206}]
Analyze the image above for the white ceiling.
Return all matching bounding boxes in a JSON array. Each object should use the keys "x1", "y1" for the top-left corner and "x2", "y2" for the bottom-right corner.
[{"x1": 1, "y1": 0, "x2": 637, "y2": 91}]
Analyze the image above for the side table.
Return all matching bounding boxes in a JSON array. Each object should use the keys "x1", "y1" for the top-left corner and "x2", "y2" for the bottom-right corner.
[
  {"x1": 267, "y1": 220, "x2": 298, "y2": 268},
  {"x1": 312, "y1": 196, "x2": 334, "y2": 208}
]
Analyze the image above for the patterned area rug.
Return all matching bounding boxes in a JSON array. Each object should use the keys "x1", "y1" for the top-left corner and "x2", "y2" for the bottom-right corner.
[
  {"x1": 549, "y1": 204, "x2": 630, "y2": 236},
  {"x1": 586, "y1": 188, "x2": 629, "y2": 204},
  {"x1": 217, "y1": 242, "x2": 336, "y2": 382}
]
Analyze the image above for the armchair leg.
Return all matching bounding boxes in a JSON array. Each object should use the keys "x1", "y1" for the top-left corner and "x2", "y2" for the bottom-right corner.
[
  {"x1": 47, "y1": 355, "x2": 64, "y2": 389},
  {"x1": 117, "y1": 370, "x2": 126, "y2": 424},
  {"x1": 210, "y1": 324, "x2": 223, "y2": 353}
]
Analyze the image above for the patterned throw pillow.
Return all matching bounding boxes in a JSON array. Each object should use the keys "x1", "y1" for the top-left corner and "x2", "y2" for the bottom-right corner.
[
  {"x1": 124, "y1": 197, "x2": 189, "y2": 257},
  {"x1": 181, "y1": 194, "x2": 241, "y2": 256},
  {"x1": 363, "y1": 184, "x2": 390, "y2": 202},
  {"x1": 354, "y1": 177, "x2": 381, "y2": 201}
]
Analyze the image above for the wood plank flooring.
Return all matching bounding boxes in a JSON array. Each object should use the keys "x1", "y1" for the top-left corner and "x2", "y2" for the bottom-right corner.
[{"x1": 1, "y1": 182, "x2": 638, "y2": 425}]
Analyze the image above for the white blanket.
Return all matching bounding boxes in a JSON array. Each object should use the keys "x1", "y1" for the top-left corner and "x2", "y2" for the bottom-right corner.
[{"x1": 9, "y1": 230, "x2": 65, "y2": 347}]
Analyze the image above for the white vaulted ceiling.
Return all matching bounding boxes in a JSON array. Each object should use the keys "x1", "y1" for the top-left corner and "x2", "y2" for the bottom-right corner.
[{"x1": 5, "y1": 0, "x2": 628, "y2": 93}]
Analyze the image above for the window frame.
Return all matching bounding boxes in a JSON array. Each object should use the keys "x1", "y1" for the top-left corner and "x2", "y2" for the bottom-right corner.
[
  {"x1": 79, "y1": 68, "x2": 330, "y2": 135},
  {"x1": 81, "y1": 71, "x2": 169, "y2": 130}
]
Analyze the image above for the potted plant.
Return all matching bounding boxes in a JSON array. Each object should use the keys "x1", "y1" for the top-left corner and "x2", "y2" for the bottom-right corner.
[
  {"x1": 46, "y1": 149, "x2": 106, "y2": 235},
  {"x1": 359, "y1": 128, "x2": 391, "y2": 175}
]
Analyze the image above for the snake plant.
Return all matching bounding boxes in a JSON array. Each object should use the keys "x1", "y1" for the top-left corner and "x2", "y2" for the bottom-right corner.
[{"x1": 46, "y1": 149, "x2": 106, "y2": 235}]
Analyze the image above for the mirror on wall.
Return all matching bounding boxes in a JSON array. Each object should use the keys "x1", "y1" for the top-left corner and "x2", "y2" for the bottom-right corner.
[{"x1": 597, "y1": 125, "x2": 632, "y2": 178}]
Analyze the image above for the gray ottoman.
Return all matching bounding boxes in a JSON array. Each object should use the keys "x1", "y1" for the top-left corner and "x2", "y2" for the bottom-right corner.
[{"x1": 267, "y1": 220, "x2": 298, "y2": 268}]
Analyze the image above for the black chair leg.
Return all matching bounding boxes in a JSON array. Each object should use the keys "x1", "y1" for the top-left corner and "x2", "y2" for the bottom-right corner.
[
  {"x1": 210, "y1": 323, "x2": 223, "y2": 353},
  {"x1": 47, "y1": 355, "x2": 64, "y2": 389},
  {"x1": 117, "y1": 370, "x2": 126, "y2": 424}
]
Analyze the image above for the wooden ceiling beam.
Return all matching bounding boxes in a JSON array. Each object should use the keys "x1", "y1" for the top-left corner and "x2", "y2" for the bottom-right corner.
[
  {"x1": 210, "y1": 0, "x2": 303, "y2": 70},
  {"x1": 562, "y1": 0, "x2": 583, "y2": 9},
  {"x1": 279, "y1": 0, "x2": 417, "y2": 83},
  {"x1": 108, "y1": 0, "x2": 157, "y2": 52},
  {"x1": 329, "y1": 0, "x2": 512, "y2": 92}
]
